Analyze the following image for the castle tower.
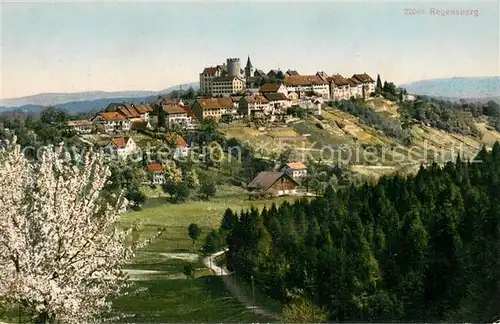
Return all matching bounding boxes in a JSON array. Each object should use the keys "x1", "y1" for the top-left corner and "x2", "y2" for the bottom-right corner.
[
  {"x1": 245, "y1": 55, "x2": 255, "y2": 78},
  {"x1": 226, "y1": 58, "x2": 241, "y2": 78}
]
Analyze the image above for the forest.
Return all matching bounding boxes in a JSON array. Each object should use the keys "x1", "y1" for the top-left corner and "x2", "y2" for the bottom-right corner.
[{"x1": 216, "y1": 143, "x2": 500, "y2": 322}]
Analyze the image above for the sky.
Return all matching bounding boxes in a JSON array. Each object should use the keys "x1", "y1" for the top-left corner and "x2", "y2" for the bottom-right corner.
[{"x1": 1, "y1": 0, "x2": 499, "y2": 99}]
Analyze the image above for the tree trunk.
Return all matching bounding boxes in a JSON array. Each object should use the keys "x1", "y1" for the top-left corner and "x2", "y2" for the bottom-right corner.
[{"x1": 34, "y1": 311, "x2": 55, "y2": 324}]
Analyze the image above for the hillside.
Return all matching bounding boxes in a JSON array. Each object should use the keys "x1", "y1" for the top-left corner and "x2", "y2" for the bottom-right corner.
[
  {"x1": 221, "y1": 97, "x2": 500, "y2": 180},
  {"x1": 400, "y1": 76, "x2": 500, "y2": 100}
]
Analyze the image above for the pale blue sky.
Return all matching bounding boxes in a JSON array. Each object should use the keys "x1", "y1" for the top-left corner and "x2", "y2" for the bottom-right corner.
[{"x1": 1, "y1": 0, "x2": 499, "y2": 98}]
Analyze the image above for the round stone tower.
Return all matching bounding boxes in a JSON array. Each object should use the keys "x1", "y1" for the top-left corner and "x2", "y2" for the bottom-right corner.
[{"x1": 226, "y1": 58, "x2": 241, "y2": 78}]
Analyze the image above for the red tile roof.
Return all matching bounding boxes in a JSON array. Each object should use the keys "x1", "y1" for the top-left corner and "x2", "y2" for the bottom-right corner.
[
  {"x1": 109, "y1": 136, "x2": 130, "y2": 148},
  {"x1": 135, "y1": 104, "x2": 153, "y2": 113},
  {"x1": 163, "y1": 105, "x2": 187, "y2": 114},
  {"x1": 67, "y1": 120, "x2": 91, "y2": 127},
  {"x1": 98, "y1": 112, "x2": 125, "y2": 121},
  {"x1": 146, "y1": 163, "x2": 164, "y2": 172},
  {"x1": 202, "y1": 66, "x2": 219, "y2": 74},
  {"x1": 283, "y1": 75, "x2": 328, "y2": 86},
  {"x1": 196, "y1": 98, "x2": 233, "y2": 110},
  {"x1": 286, "y1": 162, "x2": 307, "y2": 170},
  {"x1": 259, "y1": 83, "x2": 283, "y2": 93},
  {"x1": 352, "y1": 73, "x2": 375, "y2": 83},
  {"x1": 327, "y1": 74, "x2": 350, "y2": 86},
  {"x1": 347, "y1": 78, "x2": 362, "y2": 86},
  {"x1": 165, "y1": 135, "x2": 188, "y2": 147}
]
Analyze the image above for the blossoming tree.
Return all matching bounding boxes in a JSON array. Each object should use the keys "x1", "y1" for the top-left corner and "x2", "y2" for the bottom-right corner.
[{"x1": 0, "y1": 141, "x2": 162, "y2": 323}]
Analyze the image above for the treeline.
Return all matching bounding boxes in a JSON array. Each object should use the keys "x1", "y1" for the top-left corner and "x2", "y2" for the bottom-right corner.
[{"x1": 218, "y1": 143, "x2": 500, "y2": 322}]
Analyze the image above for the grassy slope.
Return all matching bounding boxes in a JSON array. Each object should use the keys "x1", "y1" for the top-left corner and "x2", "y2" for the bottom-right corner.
[{"x1": 112, "y1": 185, "x2": 294, "y2": 322}]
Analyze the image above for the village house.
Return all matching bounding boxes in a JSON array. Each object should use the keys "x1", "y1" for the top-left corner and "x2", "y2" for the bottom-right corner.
[
  {"x1": 163, "y1": 104, "x2": 192, "y2": 129},
  {"x1": 191, "y1": 98, "x2": 233, "y2": 121},
  {"x1": 351, "y1": 73, "x2": 376, "y2": 97},
  {"x1": 347, "y1": 77, "x2": 363, "y2": 99},
  {"x1": 106, "y1": 103, "x2": 143, "y2": 123},
  {"x1": 146, "y1": 163, "x2": 165, "y2": 185},
  {"x1": 259, "y1": 83, "x2": 289, "y2": 96},
  {"x1": 263, "y1": 92, "x2": 292, "y2": 112},
  {"x1": 283, "y1": 75, "x2": 330, "y2": 99},
  {"x1": 211, "y1": 76, "x2": 246, "y2": 97},
  {"x1": 238, "y1": 95, "x2": 270, "y2": 117},
  {"x1": 327, "y1": 74, "x2": 351, "y2": 101},
  {"x1": 67, "y1": 120, "x2": 93, "y2": 134},
  {"x1": 164, "y1": 135, "x2": 189, "y2": 159},
  {"x1": 105, "y1": 136, "x2": 137, "y2": 157},
  {"x1": 134, "y1": 104, "x2": 154, "y2": 121},
  {"x1": 247, "y1": 171, "x2": 300, "y2": 196},
  {"x1": 90, "y1": 112, "x2": 131, "y2": 134},
  {"x1": 281, "y1": 162, "x2": 308, "y2": 180}
]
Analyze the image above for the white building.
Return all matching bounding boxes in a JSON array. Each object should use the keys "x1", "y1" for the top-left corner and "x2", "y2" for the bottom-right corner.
[
  {"x1": 199, "y1": 66, "x2": 224, "y2": 95},
  {"x1": 163, "y1": 104, "x2": 192, "y2": 129},
  {"x1": 238, "y1": 95, "x2": 271, "y2": 117},
  {"x1": 211, "y1": 76, "x2": 246, "y2": 97},
  {"x1": 327, "y1": 74, "x2": 351, "y2": 101},
  {"x1": 263, "y1": 93, "x2": 292, "y2": 112},
  {"x1": 67, "y1": 120, "x2": 93, "y2": 134},
  {"x1": 281, "y1": 162, "x2": 308, "y2": 180},
  {"x1": 105, "y1": 136, "x2": 137, "y2": 157},
  {"x1": 283, "y1": 75, "x2": 330, "y2": 99},
  {"x1": 90, "y1": 112, "x2": 131, "y2": 134},
  {"x1": 146, "y1": 163, "x2": 165, "y2": 185},
  {"x1": 347, "y1": 78, "x2": 363, "y2": 99},
  {"x1": 164, "y1": 135, "x2": 190, "y2": 159},
  {"x1": 351, "y1": 73, "x2": 376, "y2": 98}
]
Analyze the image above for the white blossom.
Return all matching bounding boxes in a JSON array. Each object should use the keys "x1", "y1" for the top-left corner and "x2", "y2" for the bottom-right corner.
[{"x1": 0, "y1": 141, "x2": 162, "y2": 323}]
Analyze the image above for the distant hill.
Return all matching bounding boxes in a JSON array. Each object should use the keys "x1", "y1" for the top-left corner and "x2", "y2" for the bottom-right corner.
[
  {"x1": 0, "y1": 82, "x2": 199, "y2": 108},
  {"x1": 399, "y1": 76, "x2": 500, "y2": 101}
]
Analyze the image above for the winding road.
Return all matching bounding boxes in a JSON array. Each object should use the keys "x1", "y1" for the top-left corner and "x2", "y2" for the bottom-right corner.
[{"x1": 203, "y1": 250, "x2": 280, "y2": 321}]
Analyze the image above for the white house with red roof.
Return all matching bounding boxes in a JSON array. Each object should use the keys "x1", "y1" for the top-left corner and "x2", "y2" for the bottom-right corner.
[
  {"x1": 67, "y1": 120, "x2": 93, "y2": 134},
  {"x1": 280, "y1": 161, "x2": 308, "y2": 180},
  {"x1": 146, "y1": 163, "x2": 165, "y2": 185},
  {"x1": 164, "y1": 135, "x2": 189, "y2": 159},
  {"x1": 104, "y1": 136, "x2": 137, "y2": 157},
  {"x1": 90, "y1": 112, "x2": 131, "y2": 134}
]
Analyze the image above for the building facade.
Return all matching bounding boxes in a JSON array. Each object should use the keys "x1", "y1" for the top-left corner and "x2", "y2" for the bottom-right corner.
[
  {"x1": 283, "y1": 75, "x2": 330, "y2": 99},
  {"x1": 211, "y1": 76, "x2": 245, "y2": 97}
]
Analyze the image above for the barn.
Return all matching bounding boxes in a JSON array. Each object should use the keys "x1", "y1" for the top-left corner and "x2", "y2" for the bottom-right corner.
[{"x1": 247, "y1": 171, "x2": 300, "y2": 196}]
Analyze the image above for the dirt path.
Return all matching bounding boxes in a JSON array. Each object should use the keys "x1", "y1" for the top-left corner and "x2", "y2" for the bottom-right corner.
[{"x1": 203, "y1": 250, "x2": 280, "y2": 321}]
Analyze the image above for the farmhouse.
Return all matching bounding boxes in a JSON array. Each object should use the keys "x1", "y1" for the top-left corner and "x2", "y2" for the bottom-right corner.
[
  {"x1": 67, "y1": 120, "x2": 92, "y2": 134},
  {"x1": 281, "y1": 162, "x2": 308, "y2": 180},
  {"x1": 105, "y1": 136, "x2": 137, "y2": 157},
  {"x1": 90, "y1": 112, "x2": 130, "y2": 134},
  {"x1": 247, "y1": 171, "x2": 300, "y2": 196},
  {"x1": 146, "y1": 163, "x2": 165, "y2": 185}
]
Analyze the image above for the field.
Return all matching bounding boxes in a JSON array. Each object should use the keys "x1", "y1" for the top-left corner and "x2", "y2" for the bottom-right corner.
[{"x1": 112, "y1": 185, "x2": 294, "y2": 322}]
